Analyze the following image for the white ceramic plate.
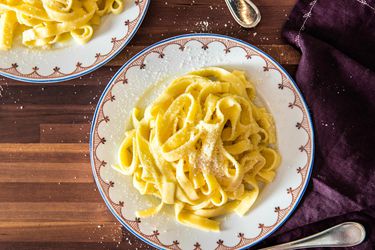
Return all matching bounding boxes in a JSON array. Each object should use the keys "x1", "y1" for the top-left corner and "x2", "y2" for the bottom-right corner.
[
  {"x1": 90, "y1": 34, "x2": 314, "y2": 250},
  {"x1": 0, "y1": 0, "x2": 150, "y2": 83}
]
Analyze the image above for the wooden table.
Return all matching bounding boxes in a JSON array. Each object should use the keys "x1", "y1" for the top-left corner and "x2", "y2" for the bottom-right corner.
[{"x1": 0, "y1": 0, "x2": 299, "y2": 249}]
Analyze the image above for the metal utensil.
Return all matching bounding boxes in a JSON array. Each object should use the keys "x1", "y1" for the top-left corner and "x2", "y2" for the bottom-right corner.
[
  {"x1": 259, "y1": 222, "x2": 366, "y2": 250},
  {"x1": 225, "y1": 0, "x2": 261, "y2": 28}
]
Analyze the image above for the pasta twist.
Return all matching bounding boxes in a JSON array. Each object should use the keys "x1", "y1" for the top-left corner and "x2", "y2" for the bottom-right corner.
[
  {"x1": 114, "y1": 67, "x2": 281, "y2": 231},
  {"x1": 0, "y1": 0, "x2": 124, "y2": 49}
]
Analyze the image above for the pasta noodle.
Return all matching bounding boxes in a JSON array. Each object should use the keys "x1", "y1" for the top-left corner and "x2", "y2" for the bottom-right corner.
[
  {"x1": 114, "y1": 67, "x2": 281, "y2": 232},
  {"x1": 0, "y1": 0, "x2": 124, "y2": 50}
]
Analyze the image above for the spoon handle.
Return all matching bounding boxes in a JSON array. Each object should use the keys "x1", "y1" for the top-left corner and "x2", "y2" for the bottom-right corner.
[
  {"x1": 225, "y1": 0, "x2": 261, "y2": 28},
  {"x1": 259, "y1": 222, "x2": 366, "y2": 250}
]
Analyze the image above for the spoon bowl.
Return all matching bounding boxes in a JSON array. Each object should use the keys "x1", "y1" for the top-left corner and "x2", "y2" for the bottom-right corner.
[
  {"x1": 225, "y1": 0, "x2": 261, "y2": 28},
  {"x1": 260, "y1": 222, "x2": 366, "y2": 250}
]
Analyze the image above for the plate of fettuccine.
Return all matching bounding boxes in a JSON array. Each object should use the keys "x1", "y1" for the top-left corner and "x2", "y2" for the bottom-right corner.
[
  {"x1": 90, "y1": 34, "x2": 315, "y2": 249},
  {"x1": 0, "y1": 0, "x2": 150, "y2": 83}
]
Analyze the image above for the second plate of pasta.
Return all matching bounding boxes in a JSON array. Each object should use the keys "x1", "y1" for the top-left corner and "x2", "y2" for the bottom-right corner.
[
  {"x1": 90, "y1": 34, "x2": 314, "y2": 249},
  {"x1": 0, "y1": 0, "x2": 150, "y2": 83}
]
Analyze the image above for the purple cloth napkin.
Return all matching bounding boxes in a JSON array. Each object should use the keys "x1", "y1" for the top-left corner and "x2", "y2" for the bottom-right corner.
[{"x1": 258, "y1": 0, "x2": 375, "y2": 249}]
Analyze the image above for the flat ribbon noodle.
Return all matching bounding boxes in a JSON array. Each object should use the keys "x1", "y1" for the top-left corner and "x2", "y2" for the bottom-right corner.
[
  {"x1": 0, "y1": 0, "x2": 124, "y2": 49},
  {"x1": 114, "y1": 67, "x2": 281, "y2": 232}
]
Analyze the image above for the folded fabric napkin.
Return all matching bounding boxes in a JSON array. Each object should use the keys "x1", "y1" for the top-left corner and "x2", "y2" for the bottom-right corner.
[{"x1": 259, "y1": 0, "x2": 375, "y2": 249}]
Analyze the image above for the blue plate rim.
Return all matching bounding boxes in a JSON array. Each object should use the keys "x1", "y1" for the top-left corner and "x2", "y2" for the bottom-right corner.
[
  {"x1": 0, "y1": 0, "x2": 151, "y2": 84},
  {"x1": 89, "y1": 33, "x2": 315, "y2": 250}
]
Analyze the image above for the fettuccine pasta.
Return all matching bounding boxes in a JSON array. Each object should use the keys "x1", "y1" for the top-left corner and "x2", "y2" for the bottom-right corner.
[
  {"x1": 114, "y1": 67, "x2": 281, "y2": 232},
  {"x1": 0, "y1": 0, "x2": 124, "y2": 50}
]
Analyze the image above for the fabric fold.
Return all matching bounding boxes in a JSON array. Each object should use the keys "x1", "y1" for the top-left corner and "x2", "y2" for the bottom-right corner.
[{"x1": 259, "y1": 0, "x2": 375, "y2": 249}]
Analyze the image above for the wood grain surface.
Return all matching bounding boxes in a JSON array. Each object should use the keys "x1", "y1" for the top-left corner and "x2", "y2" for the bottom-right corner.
[{"x1": 0, "y1": 0, "x2": 299, "y2": 249}]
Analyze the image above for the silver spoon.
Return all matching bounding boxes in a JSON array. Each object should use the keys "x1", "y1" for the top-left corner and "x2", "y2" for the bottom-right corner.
[
  {"x1": 225, "y1": 0, "x2": 261, "y2": 28},
  {"x1": 259, "y1": 222, "x2": 366, "y2": 250}
]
